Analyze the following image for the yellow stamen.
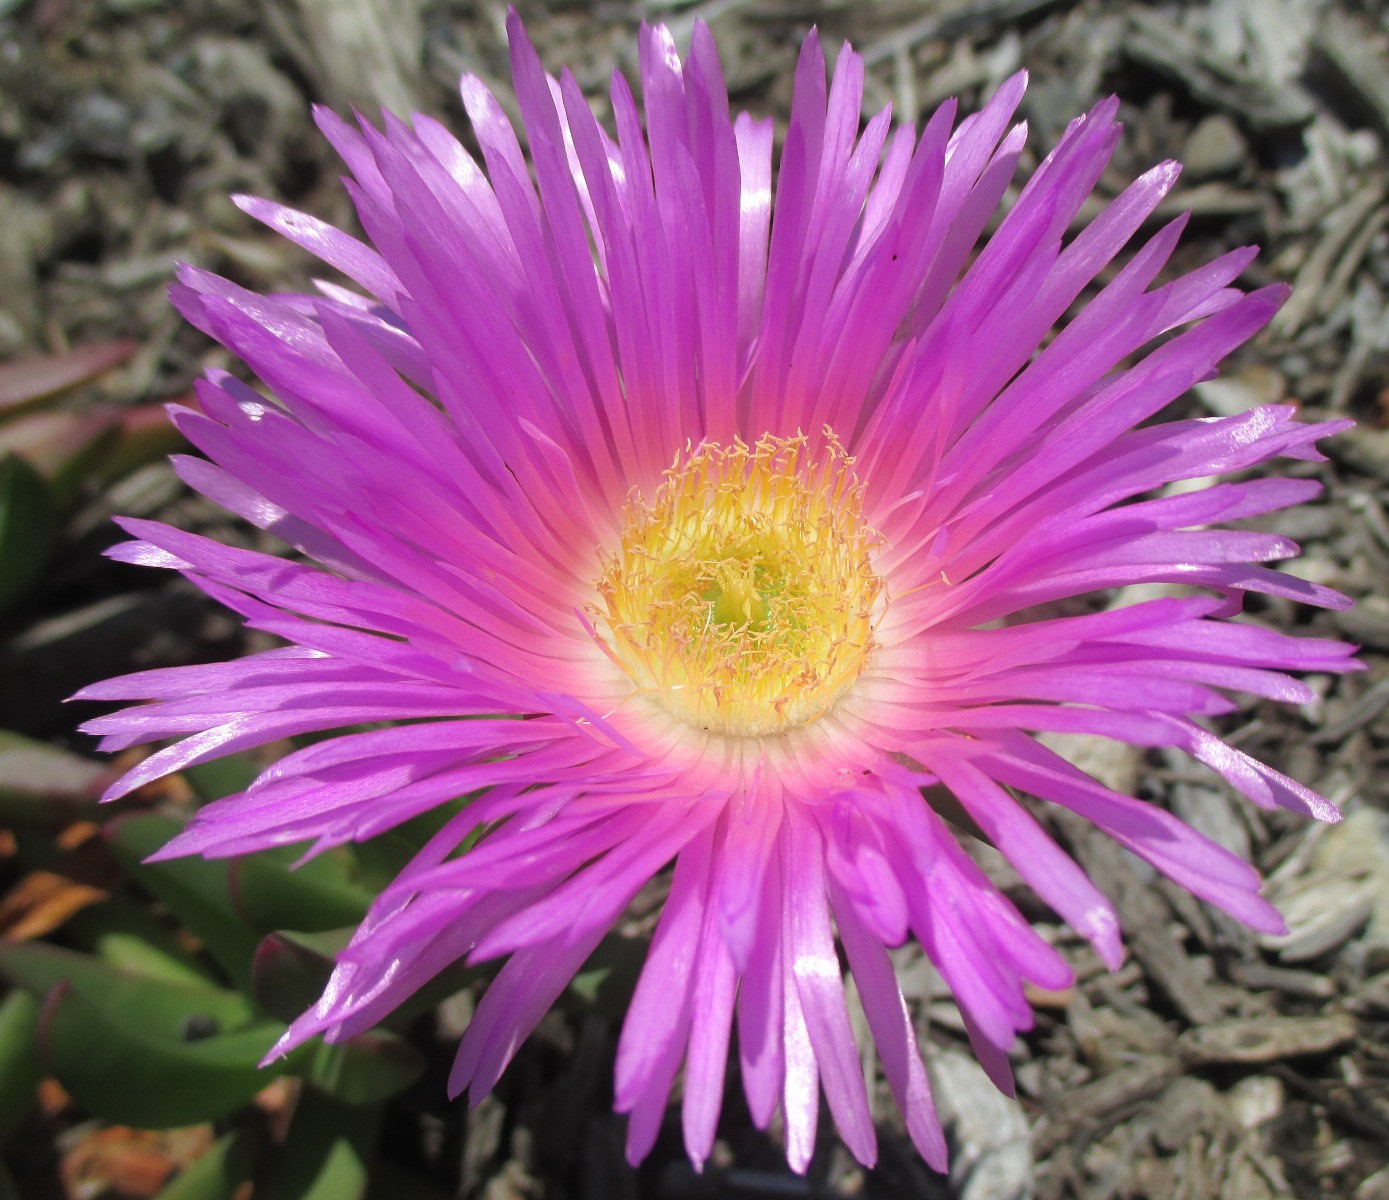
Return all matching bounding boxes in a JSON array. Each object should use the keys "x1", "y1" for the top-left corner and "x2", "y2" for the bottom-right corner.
[{"x1": 593, "y1": 430, "x2": 883, "y2": 737}]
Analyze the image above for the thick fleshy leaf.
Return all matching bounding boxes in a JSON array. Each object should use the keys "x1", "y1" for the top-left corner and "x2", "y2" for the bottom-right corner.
[
  {"x1": 0, "y1": 941, "x2": 253, "y2": 1037},
  {"x1": 0, "y1": 404, "x2": 181, "y2": 510},
  {"x1": 307, "y1": 1033, "x2": 425, "y2": 1105},
  {"x1": 252, "y1": 930, "x2": 343, "y2": 1023},
  {"x1": 0, "y1": 730, "x2": 108, "y2": 828},
  {"x1": 36, "y1": 982, "x2": 304, "y2": 1127},
  {"x1": 0, "y1": 340, "x2": 136, "y2": 416},
  {"x1": 151, "y1": 1130, "x2": 261, "y2": 1200},
  {"x1": 99, "y1": 402, "x2": 187, "y2": 483},
  {"x1": 252, "y1": 926, "x2": 480, "y2": 1029},
  {"x1": 255, "y1": 1089, "x2": 376, "y2": 1200},
  {"x1": 567, "y1": 931, "x2": 647, "y2": 1010},
  {"x1": 229, "y1": 847, "x2": 373, "y2": 934},
  {"x1": 184, "y1": 754, "x2": 265, "y2": 804},
  {"x1": 65, "y1": 899, "x2": 222, "y2": 988},
  {"x1": 0, "y1": 454, "x2": 58, "y2": 612},
  {"x1": 0, "y1": 409, "x2": 117, "y2": 503},
  {"x1": 0, "y1": 990, "x2": 40, "y2": 1148},
  {"x1": 105, "y1": 813, "x2": 262, "y2": 989}
]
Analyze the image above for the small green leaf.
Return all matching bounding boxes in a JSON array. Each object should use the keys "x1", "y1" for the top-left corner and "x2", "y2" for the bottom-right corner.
[
  {"x1": 568, "y1": 932, "x2": 647, "y2": 1011},
  {"x1": 0, "y1": 409, "x2": 117, "y2": 508},
  {"x1": 251, "y1": 930, "x2": 343, "y2": 1023},
  {"x1": 65, "y1": 899, "x2": 219, "y2": 988},
  {"x1": 0, "y1": 730, "x2": 107, "y2": 828},
  {"x1": 184, "y1": 756, "x2": 261, "y2": 804},
  {"x1": 37, "y1": 982, "x2": 303, "y2": 1128},
  {"x1": 152, "y1": 1130, "x2": 261, "y2": 1200},
  {"x1": 229, "y1": 848, "x2": 371, "y2": 934},
  {"x1": 0, "y1": 454, "x2": 58, "y2": 612},
  {"x1": 0, "y1": 990, "x2": 40, "y2": 1148},
  {"x1": 345, "y1": 797, "x2": 477, "y2": 892},
  {"x1": 256, "y1": 1089, "x2": 376, "y2": 1200},
  {"x1": 0, "y1": 941, "x2": 252, "y2": 1039},
  {"x1": 105, "y1": 813, "x2": 261, "y2": 990},
  {"x1": 252, "y1": 928, "x2": 477, "y2": 1035},
  {"x1": 98, "y1": 403, "x2": 185, "y2": 485},
  {"x1": 308, "y1": 1032, "x2": 424, "y2": 1106},
  {"x1": 0, "y1": 340, "x2": 136, "y2": 417}
]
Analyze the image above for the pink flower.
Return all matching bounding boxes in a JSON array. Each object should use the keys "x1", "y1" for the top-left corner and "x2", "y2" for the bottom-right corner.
[{"x1": 78, "y1": 14, "x2": 1357, "y2": 1173}]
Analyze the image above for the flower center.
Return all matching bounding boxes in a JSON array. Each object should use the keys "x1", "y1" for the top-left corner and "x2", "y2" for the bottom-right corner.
[{"x1": 594, "y1": 431, "x2": 883, "y2": 737}]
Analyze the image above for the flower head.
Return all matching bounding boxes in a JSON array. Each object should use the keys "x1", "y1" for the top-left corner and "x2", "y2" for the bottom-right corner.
[{"x1": 79, "y1": 13, "x2": 1358, "y2": 1174}]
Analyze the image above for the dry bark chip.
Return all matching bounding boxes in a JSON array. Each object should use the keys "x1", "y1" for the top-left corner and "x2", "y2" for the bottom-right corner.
[{"x1": 1177, "y1": 1013, "x2": 1357, "y2": 1065}]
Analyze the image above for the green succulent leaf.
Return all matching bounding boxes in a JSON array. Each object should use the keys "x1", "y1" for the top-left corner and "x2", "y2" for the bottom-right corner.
[
  {"x1": 228, "y1": 847, "x2": 372, "y2": 935},
  {"x1": 308, "y1": 1032, "x2": 425, "y2": 1106},
  {"x1": 64, "y1": 899, "x2": 221, "y2": 988},
  {"x1": 0, "y1": 340, "x2": 136, "y2": 418},
  {"x1": 183, "y1": 756, "x2": 262, "y2": 805},
  {"x1": 97, "y1": 404, "x2": 185, "y2": 485},
  {"x1": 0, "y1": 729, "x2": 107, "y2": 828},
  {"x1": 0, "y1": 453, "x2": 58, "y2": 613},
  {"x1": 104, "y1": 813, "x2": 261, "y2": 990},
  {"x1": 0, "y1": 941, "x2": 252, "y2": 1039},
  {"x1": 36, "y1": 982, "x2": 303, "y2": 1128},
  {"x1": 256, "y1": 1089, "x2": 376, "y2": 1200},
  {"x1": 251, "y1": 930, "x2": 345, "y2": 1024},
  {"x1": 0, "y1": 410, "x2": 118, "y2": 509},
  {"x1": 0, "y1": 990, "x2": 40, "y2": 1148},
  {"x1": 0, "y1": 402, "x2": 181, "y2": 510},
  {"x1": 568, "y1": 932, "x2": 647, "y2": 1011},
  {"x1": 151, "y1": 1130, "x2": 261, "y2": 1200}
]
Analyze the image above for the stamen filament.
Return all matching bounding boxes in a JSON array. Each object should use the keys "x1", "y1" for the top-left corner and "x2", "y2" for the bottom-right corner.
[{"x1": 595, "y1": 430, "x2": 883, "y2": 737}]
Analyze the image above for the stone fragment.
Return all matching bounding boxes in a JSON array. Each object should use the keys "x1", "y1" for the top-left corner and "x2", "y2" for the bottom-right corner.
[
  {"x1": 1183, "y1": 113, "x2": 1248, "y2": 179},
  {"x1": 1178, "y1": 1013, "x2": 1356, "y2": 1064},
  {"x1": 930, "y1": 1051, "x2": 1033, "y2": 1200}
]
